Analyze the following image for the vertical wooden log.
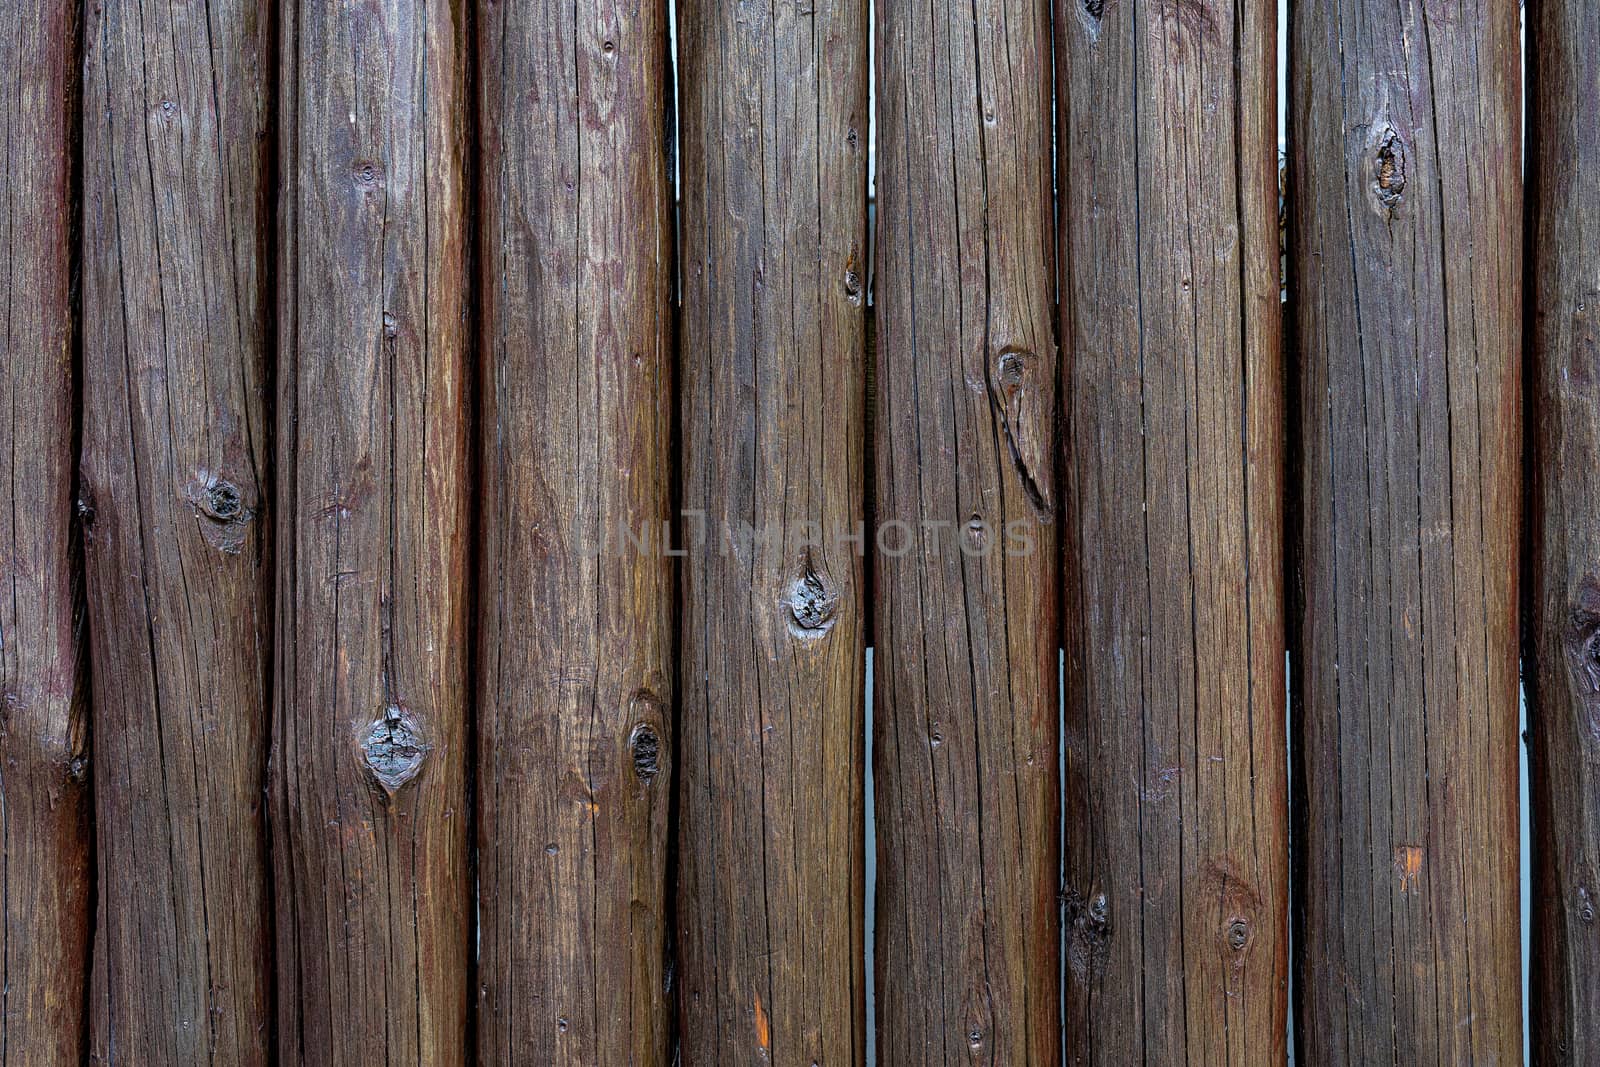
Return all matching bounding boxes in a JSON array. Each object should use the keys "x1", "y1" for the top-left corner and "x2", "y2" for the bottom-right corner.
[
  {"x1": 871, "y1": 0, "x2": 1059, "y2": 1061},
  {"x1": 1290, "y1": 0, "x2": 1522, "y2": 1061},
  {"x1": 80, "y1": 0, "x2": 273, "y2": 1059},
  {"x1": 0, "y1": 4, "x2": 92, "y2": 1063},
  {"x1": 1529, "y1": 2, "x2": 1600, "y2": 1060},
  {"x1": 1057, "y1": 0, "x2": 1288, "y2": 1061},
  {"x1": 273, "y1": 1, "x2": 471, "y2": 1062},
  {"x1": 475, "y1": 0, "x2": 674, "y2": 1062},
  {"x1": 674, "y1": 0, "x2": 869, "y2": 1061}
]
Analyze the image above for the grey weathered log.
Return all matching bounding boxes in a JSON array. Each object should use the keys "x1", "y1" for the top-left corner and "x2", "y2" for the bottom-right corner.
[
  {"x1": 1057, "y1": 0, "x2": 1289, "y2": 1061},
  {"x1": 475, "y1": 0, "x2": 676, "y2": 1061},
  {"x1": 1291, "y1": 0, "x2": 1523, "y2": 1061},
  {"x1": 272, "y1": 1, "x2": 472, "y2": 1062},
  {"x1": 0, "y1": 5, "x2": 92, "y2": 1063},
  {"x1": 1530, "y1": 1, "x2": 1600, "y2": 1060},
  {"x1": 80, "y1": 0, "x2": 273, "y2": 1059},
  {"x1": 674, "y1": 0, "x2": 870, "y2": 1061},
  {"x1": 871, "y1": 0, "x2": 1060, "y2": 1061}
]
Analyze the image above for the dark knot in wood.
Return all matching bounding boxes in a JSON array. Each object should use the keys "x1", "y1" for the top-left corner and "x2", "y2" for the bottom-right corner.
[
  {"x1": 188, "y1": 474, "x2": 255, "y2": 554},
  {"x1": 203, "y1": 480, "x2": 244, "y2": 521},
  {"x1": 785, "y1": 566, "x2": 838, "y2": 638},
  {"x1": 1374, "y1": 129, "x2": 1407, "y2": 211},
  {"x1": 629, "y1": 722, "x2": 661, "y2": 785},
  {"x1": 360, "y1": 705, "x2": 429, "y2": 796}
]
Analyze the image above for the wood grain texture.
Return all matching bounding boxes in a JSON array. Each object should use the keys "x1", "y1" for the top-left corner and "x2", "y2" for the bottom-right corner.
[
  {"x1": 1057, "y1": 0, "x2": 1288, "y2": 1062},
  {"x1": 272, "y1": 0, "x2": 471, "y2": 1062},
  {"x1": 1529, "y1": 1, "x2": 1600, "y2": 1061},
  {"x1": 871, "y1": 0, "x2": 1060, "y2": 1060},
  {"x1": 1290, "y1": 0, "x2": 1522, "y2": 1061},
  {"x1": 674, "y1": 0, "x2": 869, "y2": 1061},
  {"x1": 0, "y1": 4, "x2": 92, "y2": 1063},
  {"x1": 475, "y1": 0, "x2": 675, "y2": 1062},
  {"x1": 80, "y1": 0, "x2": 273, "y2": 1059}
]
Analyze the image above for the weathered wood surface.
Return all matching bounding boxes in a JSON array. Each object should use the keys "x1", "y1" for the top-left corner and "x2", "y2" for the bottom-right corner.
[
  {"x1": 0, "y1": 4, "x2": 92, "y2": 1063},
  {"x1": 272, "y1": 1, "x2": 471, "y2": 1062},
  {"x1": 1290, "y1": 0, "x2": 1522, "y2": 1061},
  {"x1": 1057, "y1": 0, "x2": 1288, "y2": 1062},
  {"x1": 674, "y1": 0, "x2": 869, "y2": 1060},
  {"x1": 871, "y1": 0, "x2": 1059, "y2": 1060},
  {"x1": 475, "y1": 0, "x2": 675, "y2": 1062},
  {"x1": 1530, "y1": 2, "x2": 1600, "y2": 1060},
  {"x1": 80, "y1": 0, "x2": 273, "y2": 1060}
]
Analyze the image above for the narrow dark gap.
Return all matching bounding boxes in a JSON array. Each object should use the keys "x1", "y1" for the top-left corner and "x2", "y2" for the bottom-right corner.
[
  {"x1": 862, "y1": 9, "x2": 878, "y2": 1060},
  {"x1": 1282, "y1": 122, "x2": 1309, "y2": 1067},
  {"x1": 662, "y1": 5, "x2": 685, "y2": 1063},
  {"x1": 66, "y1": 0, "x2": 95, "y2": 1061},
  {"x1": 1279, "y1": 10, "x2": 1302, "y2": 1067},
  {"x1": 259, "y1": 0, "x2": 285, "y2": 1062},
  {"x1": 1045, "y1": 0, "x2": 1068, "y2": 1060},
  {"x1": 1516, "y1": 7, "x2": 1536, "y2": 1063},
  {"x1": 460, "y1": 0, "x2": 483, "y2": 1061}
]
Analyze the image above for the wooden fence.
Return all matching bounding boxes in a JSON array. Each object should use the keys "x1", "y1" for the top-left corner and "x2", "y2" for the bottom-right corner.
[{"x1": 0, "y1": 0, "x2": 1578, "y2": 1062}]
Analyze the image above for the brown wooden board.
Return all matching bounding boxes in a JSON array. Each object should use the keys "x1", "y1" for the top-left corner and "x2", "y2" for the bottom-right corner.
[
  {"x1": 272, "y1": 1, "x2": 472, "y2": 1061},
  {"x1": 475, "y1": 0, "x2": 676, "y2": 1061},
  {"x1": 673, "y1": 0, "x2": 870, "y2": 1061},
  {"x1": 1290, "y1": 0, "x2": 1523, "y2": 1060},
  {"x1": 80, "y1": 0, "x2": 274, "y2": 1059},
  {"x1": 871, "y1": 0, "x2": 1061, "y2": 1060},
  {"x1": 1057, "y1": 0, "x2": 1289, "y2": 1061},
  {"x1": 0, "y1": 4, "x2": 92, "y2": 1063},
  {"x1": 1529, "y1": 0, "x2": 1600, "y2": 1059}
]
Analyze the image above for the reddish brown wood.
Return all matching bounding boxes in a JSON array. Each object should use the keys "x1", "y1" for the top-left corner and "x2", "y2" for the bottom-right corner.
[
  {"x1": 674, "y1": 0, "x2": 870, "y2": 1061},
  {"x1": 272, "y1": 1, "x2": 472, "y2": 1062},
  {"x1": 1057, "y1": 0, "x2": 1289, "y2": 1062},
  {"x1": 80, "y1": 0, "x2": 274, "y2": 1059},
  {"x1": 1290, "y1": 0, "x2": 1523, "y2": 1061},
  {"x1": 474, "y1": 0, "x2": 676, "y2": 1061},
  {"x1": 0, "y1": 5, "x2": 92, "y2": 1063},
  {"x1": 871, "y1": 0, "x2": 1061, "y2": 1060},
  {"x1": 1529, "y1": 1, "x2": 1600, "y2": 1061}
]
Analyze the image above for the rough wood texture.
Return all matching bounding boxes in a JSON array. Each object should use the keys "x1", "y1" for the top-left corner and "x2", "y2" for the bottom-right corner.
[
  {"x1": 674, "y1": 0, "x2": 869, "y2": 1060},
  {"x1": 475, "y1": 0, "x2": 675, "y2": 1062},
  {"x1": 0, "y1": 4, "x2": 92, "y2": 1063},
  {"x1": 80, "y1": 0, "x2": 273, "y2": 1060},
  {"x1": 1290, "y1": 0, "x2": 1522, "y2": 1061},
  {"x1": 1529, "y1": 2, "x2": 1600, "y2": 1060},
  {"x1": 1057, "y1": 0, "x2": 1288, "y2": 1062},
  {"x1": 272, "y1": 1, "x2": 471, "y2": 1062},
  {"x1": 871, "y1": 0, "x2": 1059, "y2": 1060}
]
